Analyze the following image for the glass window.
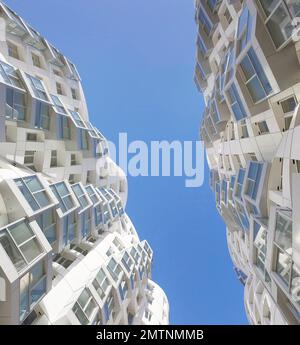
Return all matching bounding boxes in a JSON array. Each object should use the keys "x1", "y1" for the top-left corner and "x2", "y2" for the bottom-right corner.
[
  {"x1": 240, "y1": 48, "x2": 273, "y2": 103},
  {"x1": 226, "y1": 83, "x2": 247, "y2": 121},
  {"x1": 57, "y1": 114, "x2": 71, "y2": 140},
  {"x1": 69, "y1": 109, "x2": 86, "y2": 128},
  {"x1": 20, "y1": 260, "x2": 46, "y2": 322},
  {"x1": 260, "y1": 0, "x2": 300, "y2": 48},
  {"x1": 72, "y1": 288, "x2": 99, "y2": 325},
  {"x1": 274, "y1": 211, "x2": 292, "y2": 251},
  {"x1": 93, "y1": 268, "x2": 110, "y2": 300},
  {"x1": 35, "y1": 101, "x2": 50, "y2": 130},
  {"x1": 198, "y1": 8, "x2": 213, "y2": 36},
  {"x1": 0, "y1": 221, "x2": 42, "y2": 272},
  {"x1": 281, "y1": 96, "x2": 297, "y2": 114},
  {"x1": 36, "y1": 208, "x2": 56, "y2": 244},
  {"x1": 51, "y1": 95, "x2": 67, "y2": 115},
  {"x1": 6, "y1": 87, "x2": 26, "y2": 121},
  {"x1": 32, "y1": 53, "x2": 41, "y2": 68},
  {"x1": 237, "y1": 7, "x2": 252, "y2": 55},
  {"x1": 71, "y1": 88, "x2": 77, "y2": 100},
  {"x1": 7, "y1": 41, "x2": 19, "y2": 59},
  {"x1": 71, "y1": 184, "x2": 89, "y2": 209},
  {"x1": 121, "y1": 251, "x2": 133, "y2": 272},
  {"x1": 26, "y1": 74, "x2": 48, "y2": 101},
  {"x1": 107, "y1": 258, "x2": 122, "y2": 282},
  {"x1": 56, "y1": 82, "x2": 63, "y2": 95},
  {"x1": 257, "y1": 121, "x2": 270, "y2": 134},
  {"x1": 245, "y1": 161, "x2": 263, "y2": 200},
  {"x1": 15, "y1": 176, "x2": 50, "y2": 211},
  {"x1": 235, "y1": 168, "x2": 246, "y2": 199},
  {"x1": 50, "y1": 181, "x2": 75, "y2": 213},
  {"x1": 0, "y1": 60, "x2": 24, "y2": 88}
]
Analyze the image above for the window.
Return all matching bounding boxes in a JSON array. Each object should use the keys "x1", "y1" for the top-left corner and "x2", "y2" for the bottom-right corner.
[
  {"x1": 53, "y1": 254, "x2": 73, "y2": 268},
  {"x1": 104, "y1": 291, "x2": 115, "y2": 322},
  {"x1": 237, "y1": 6, "x2": 252, "y2": 55},
  {"x1": 240, "y1": 48, "x2": 273, "y2": 103},
  {"x1": 280, "y1": 96, "x2": 297, "y2": 114},
  {"x1": 107, "y1": 258, "x2": 122, "y2": 282},
  {"x1": 24, "y1": 150, "x2": 36, "y2": 171},
  {"x1": 80, "y1": 211, "x2": 91, "y2": 238},
  {"x1": 71, "y1": 88, "x2": 77, "y2": 100},
  {"x1": 144, "y1": 310, "x2": 152, "y2": 321},
  {"x1": 0, "y1": 60, "x2": 24, "y2": 88},
  {"x1": 50, "y1": 150, "x2": 57, "y2": 167},
  {"x1": 245, "y1": 161, "x2": 263, "y2": 200},
  {"x1": 249, "y1": 152, "x2": 257, "y2": 161},
  {"x1": 71, "y1": 184, "x2": 89, "y2": 209},
  {"x1": 57, "y1": 115, "x2": 71, "y2": 140},
  {"x1": 6, "y1": 87, "x2": 26, "y2": 121},
  {"x1": 113, "y1": 238, "x2": 124, "y2": 251},
  {"x1": 130, "y1": 247, "x2": 140, "y2": 264},
  {"x1": 121, "y1": 252, "x2": 134, "y2": 272},
  {"x1": 69, "y1": 109, "x2": 85, "y2": 128},
  {"x1": 226, "y1": 83, "x2": 247, "y2": 121},
  {"x1": 63, "y1": 212, "x2": 76, "y2": 245},
  {"x1": 240, "y1": 120, "x2": 249, "y2": 138},
  {"x1": 31, "y1": 53, "x2": 41, "y2": 68},
  {"x1": 257, "y1": 120, "x2": 270, "y2": 134},
  {"x1": 70, "y1": 154, "x2": 77, "y2": 166},
  {"x1": 26, "y1": 133, "x2": 37, "y2": 141},
  {"x1": 198, "y1": 8, "x2": 213, "y2": 36},
  {"x1": 72, "y1": 289, "x2": 99, "y2": 325},
  {"x1": 51, "y1": 95, "x2": 66, "y2": 115},
  {"x1": 56, "y1": 82, "x2": 63, "y2": 95},
  {"x1": 274, "y1": 210, "x2": 292, "y2": 252},
  {"x1": 93, "y1": 268, "x2": 110, "y2": 300},
  {"x1": 197, "y1": 35, "x2": 208, "y2": 56},
  {"x1": 15, "y1": 176, "x2": 50, "y2": 211},
  {"x1": 85, "y1": 185, "x2": 98, "y2": 204},
  {"x1": 26, "y1": 74, "x2": 48, "y2": 101},
  {"x1": 0, "y1": 221, "x2": 43, "y2": 272},
  {"x1": 259, "y1": 0, "x2": 300, "y2": 49},
  {"x1": 36, "y1": 208, "x2": 56, "y2": 244},
  {"x1": 50, "y1": 182, "x2": 75, "y2": 213},
  {"x1": 53, "y1": 69, "x2": 62, "y2": 77},
  {"x1": 69, "y1": 174, "x2": 75, "y2": 185},
  {"x1": 7, "y1": 41, "x2": 19, "y2": 59},
  {"x1": 235, "y1": 169, "x2": 246, "y2": 200},
  {"x1": 35, "y1": 101, "x2": 50, "y2": 130},
  {"x1": 20, "y1": 260, "x2": 46, "y2": 322}
]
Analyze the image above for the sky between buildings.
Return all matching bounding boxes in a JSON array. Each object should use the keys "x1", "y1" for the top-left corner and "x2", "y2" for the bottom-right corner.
[{"x1": 5, "y1": 0, "x2": 248, "y2": 324}]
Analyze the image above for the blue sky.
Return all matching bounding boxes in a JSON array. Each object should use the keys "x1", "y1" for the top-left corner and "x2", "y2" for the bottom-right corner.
[{"x1": 6, "y1": 0, "x2": 247, "y2": 324}]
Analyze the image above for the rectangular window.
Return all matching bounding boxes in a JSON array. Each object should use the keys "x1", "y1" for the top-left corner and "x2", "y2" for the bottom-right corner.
[
  {"x1": 50, "y1": 181, "x2": 75, "y2": 213},
  {"x1": 198, "y1": 8, "x2": 213, "y2": 36},
  {"x1": 36, "y1": 208, "x2": 56, "y2": 244},
  {"x1": 72, "y1": 289, "x2": 98, "y2": 325},
  {"x1": 260, "y1": 0, "x2": 300, "y2": 49},
  {"x1": 226, "y1": 83, "x2": 247, "y2": 121},
  {"x1": 0, "y1": 221, "x2": 43, "y2": 272},
  {"x1": 121, "y1": 252, "x2": 134, "y2": 272},
  {"x1": 20, "y1": 260, "x2": 46, "y2": 322},
  {"x1": 93, "y1": 268, "x2": 110, "y2": 300},
  {"x1": 57, "y1": 115, "x2": 71, "y2": 140},
  {"x1": 0, "y1": 60, "x2": 24, "y2": 88},
  {"x1": 7, "y1": 41, "x2": 19, "y2": 59},
  {"x1": 235, "y1": 169, "x2": 246, "y2": 200},
  {"x1": 281, "y1": 96, "x2": 297, "y2": 114},
  {"x1": 6, "y1": 87, "x2": 26, "y2": 121},
  {"x1": 51, "y1": 95, "x2": 66, "y2": 114},
  {"x1": 107, "y1": 258, "x2": 122, "y2": 282},
  {"x1": 31, "y1": 53, "x2": 41, "y2": 68},
  {"x1": 26, "y1": 133, "x2": 37, "y2": 141},
  {"x1": 240, "y1": 48, "x2": 273, "y2": 103},
  {"x1": 71, "y1": 184, "x2": 89, "y2": 209},
  {"x1": 240, "y1": 120, "x2": 249, "y2": 138},
  {"x1": 35, "y1": 101, "x2": 50, "y2": 130},
  {"x1": 245, "y1": 161, "x2": 263, "y2": 200},
  {"x1": 24, "y1": 150, "x2": 36, "y2": 171},
  {"x1": 63, "y1": 212, "x2": 76, "y2": 245},
  {"x1": 53, "y1": 69, "x2": 62, "y2": 77},
  {"x1": 26, "y1": 74, "x2": 48, "y2": 101},
  {"x1": 257, "y1": 120, "x2": 269, "y2": 134},
  {"x1": 71, "y1": 88, "x2": 77, "y2": 100},
  {"x1": 50, "y1": 150, "x2": 57, "y2": 167},
  {"x1": 56, "y1": 82, "x2": 63, "y2": 95},
  {"x1": 15, "y1": 176, "x2": 50, "y2": 211},
  {"x1": 70, "y1": 153, "x2": 77, "y2": 166},
  {"x1": 237, "y1": 6, "x2": 252, "y2": 55}
]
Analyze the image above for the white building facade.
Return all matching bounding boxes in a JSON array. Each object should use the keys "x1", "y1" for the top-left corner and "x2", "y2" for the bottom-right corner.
[
  {"x1": 194, "y1": 0, "x2": 300, "y2": 324},
  {"x1": 0, "y1": 1, "x2": 169, "y2": 325}
]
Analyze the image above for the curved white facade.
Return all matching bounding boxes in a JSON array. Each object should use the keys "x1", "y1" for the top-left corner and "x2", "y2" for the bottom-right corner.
[
  {"x1": 0, "y1": 1, "x2": 169, "y2": 325},
  {"x1": 194, "y1": 0, "x2": 300, "y2": 324}
]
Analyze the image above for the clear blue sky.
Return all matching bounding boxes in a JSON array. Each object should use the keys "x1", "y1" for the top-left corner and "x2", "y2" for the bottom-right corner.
[{"x1": 6, "y1": 0, "x2": 248, "y2": 324}]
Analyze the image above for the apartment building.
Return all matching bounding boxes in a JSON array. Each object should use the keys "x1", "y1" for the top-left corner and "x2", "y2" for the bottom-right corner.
[
  {"x1": 0, "y1": 1, "x2": 169, "y2": 325},
  {"x1": 194, "y1": 0, "x2": 300, "y2": 324}
]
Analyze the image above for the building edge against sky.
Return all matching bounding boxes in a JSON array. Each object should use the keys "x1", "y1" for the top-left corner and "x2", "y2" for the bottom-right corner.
[
  {"x1": 0, "y1": 1, "x2": 169, "y2": 325},
  {"x1": 194, "y1": 0, "x2": 300, "y2": 324}
]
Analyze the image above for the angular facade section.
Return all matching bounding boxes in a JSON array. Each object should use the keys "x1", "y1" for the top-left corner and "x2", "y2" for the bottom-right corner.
[
  {"x1": 0, "y1": 2, "x2": 169, "y2": 325},
  {"x1": 194, "y1": 0, "x2": 300, "y2": 324}
]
